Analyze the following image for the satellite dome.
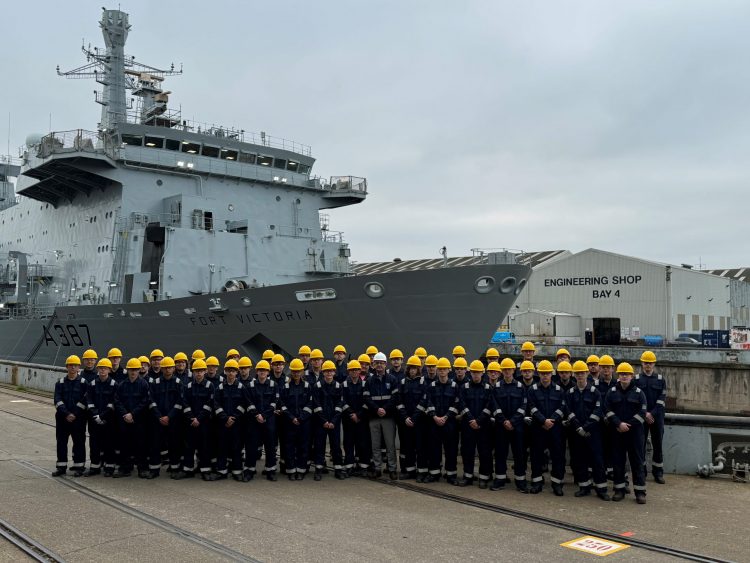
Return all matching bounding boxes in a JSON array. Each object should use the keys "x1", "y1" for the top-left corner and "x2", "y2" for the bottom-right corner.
[{"x1": 25, "y1": 133, "x2": 43, "y2": 147}]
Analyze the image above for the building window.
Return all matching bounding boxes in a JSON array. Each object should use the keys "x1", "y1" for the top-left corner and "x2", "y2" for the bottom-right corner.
[
  {"x1": 201, "y1": 145, "x2": 220, "y2": 158},
  {"x1": 720, "y1": 317, "x2": 726, "y2": 330},
  {"x1": 181, "y1": 141, "x2": 201, "y2": 154},
  {"x1": 273, "y1": 158, "x2": 287, "y2": 169},
  {"x1": 257, "y1": 155, "x2": 273, "y2": 167},
  {"x1": 144, "y1": 136, "x2": 164, "y2": 148},
  {"x1": 238, "y1": 151, "x2": 256, "y2": 164},
  {"x1": 708, "y1": 316, "x2": 715, "y2": 330},
  {"x1": 692, "y1": 314, "x2": 700, "y2": 331},
  {"x1": 677, "y1": 314, "x2": 686, "y2": 332},
  {"x1": 121, "y1": 134, "x2": 143, "y2": 146},
  {"x1": 165, "y1": 139, "x2": 180, "y2": 151},
  {"x1": 220, "y1": 149, "x2": 238, "y2": 161},
  {"x1": 287, "y1": 160, "x2": 299, "y2": 172}
]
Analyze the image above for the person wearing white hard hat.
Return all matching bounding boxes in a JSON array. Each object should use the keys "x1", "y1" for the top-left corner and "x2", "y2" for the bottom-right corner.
[{"x1": 364, "y1": 352, "x2": 399, "y2": 480}]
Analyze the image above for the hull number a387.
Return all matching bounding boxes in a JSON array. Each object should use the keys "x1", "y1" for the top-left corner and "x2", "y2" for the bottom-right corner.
[{"x1": 43, "y1": 324, "x2": 93, "y2": 347}]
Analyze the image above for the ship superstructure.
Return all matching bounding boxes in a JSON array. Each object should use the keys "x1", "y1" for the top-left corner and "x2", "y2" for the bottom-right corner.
[{"x1": 2, "y1": 9, "x2": 363, "y2": 315}]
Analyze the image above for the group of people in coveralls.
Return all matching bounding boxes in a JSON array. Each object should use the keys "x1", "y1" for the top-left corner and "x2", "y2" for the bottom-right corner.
[{"x1": 53, "y1": 341, "x2": 666, "y2": 505}]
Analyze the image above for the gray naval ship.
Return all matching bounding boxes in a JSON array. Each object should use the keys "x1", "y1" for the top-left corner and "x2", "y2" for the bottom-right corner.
[{"x1": 0, "y1": 8, "x2": 531, "y2": 365}]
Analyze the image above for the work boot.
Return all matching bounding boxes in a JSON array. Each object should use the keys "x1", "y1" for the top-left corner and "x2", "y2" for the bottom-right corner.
[
  {"x1": 653, "y1": 473, "x2": 665, "y2": 484},
  {"x1": 529, "y1": 483, "x2": 543, "y2": 495},
  {"x1": 171, "y1": 470, "x2": 192, "y2": 480},
  {"x1": 478, "y1": 479, "x2": 489, "y2": 490},
  {"x1": 232, "y1": 473, "x2": 243, "y2": 482},
  {"x1": 138, "y1": 469, "x2": 150, "y2": 479},
  {"x1": 214, "y1": 472, "x2": 228, "y2": 481},
  {"x1": 446, "y1": 475, "x2": 459, "y2": 486},
  {"x1": 458, "y1": 477, "x2": 474, "y2": 487},
  {"x1": 83, "y1": 468, "x2": 101, "y2": 477},
  {"x1": 201, "y1": 472, "x2": 217, "y2": 481},
  {"x1": 399, "y1": 470, "x2": 410, "y2": 480},
  {"x1": 51, "y1": 467, "x2": 67, "y2": 477},
  {"x1": 267, "y1": 471, "x2": 277, "y2": 482},
  {"x1": 103, "y1": 469, "x2": 114, "y2": 478},
  {"x1": 425, "y1": 474, "x2": 439, "y2": 483},
  {"x1": 351, "y1": 467, "x2": 363, "y2": 477},
  {"x1": 314, "y1": 469, "x2": 322, "y2": 481},
  {"x1": 322, "y1": 467, "x2": 330, "y2": 474},
  {"x1": 335, "y1": 469, "x2": 346, "y2": 480},
  {"x1": 490, "y1": 478, "x2": 506, "y2": 491},
  {"x1": 71, "y1": 468, "x2": 85, "y2": 477},
  {"x1": 287, "y1": 473, "x2": 295, "y2": 481},
  {"x1": 112, "y1": 469, "x2": 132, "y2": 479},
  {"x1": 635, "y1": 493, "x2": 647, "y2": 505},
  {"x1": 596, "y1": 489, "x2": 611, "y2": 501},
  {"x1": 551, "y1": 483, "x2": 564, "y2": 497},
  {"x1": 416, "y1": 473, "x2": 426, "y2": 483},
  {"x1": 146, "y1": 470, "x2": 159, "y2": 479},
  {"x1": 388, "y1": 470, "x2": 398, "y2": 480},
  {"x1": 296, "y1": 472, "x2": 305, "y2": 480},
  {"x1": 574, "y1": 486, "x2": 591, "y2": 498},
  {"x1": 515, "y1": 481, "x2": 529, "y2": 494},
  {"x1": 612, "y1": 490, "x2": 626, "y2": 502}
]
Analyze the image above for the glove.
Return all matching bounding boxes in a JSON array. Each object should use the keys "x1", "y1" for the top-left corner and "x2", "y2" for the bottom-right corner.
[
  {"x1": 524, "y1": 417, "x2": 532, "y2": 426},
  {"x1": 576, "y1": 427, "x2": 587, "y2": 437}
]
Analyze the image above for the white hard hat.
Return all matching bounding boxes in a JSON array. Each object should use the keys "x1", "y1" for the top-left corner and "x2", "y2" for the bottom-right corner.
[{"x1": 373, "y1": 352, "x2": 387, "y2": 362}]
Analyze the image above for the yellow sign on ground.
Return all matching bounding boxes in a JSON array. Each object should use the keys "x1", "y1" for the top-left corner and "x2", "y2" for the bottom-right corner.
[{"x1": 561, "y1": 536, "x2": 630, "y2": 557}]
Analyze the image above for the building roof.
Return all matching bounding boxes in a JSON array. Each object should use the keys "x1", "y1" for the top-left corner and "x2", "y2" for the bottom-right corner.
[
  {"x1": 702, "y1": 268, "x2": 749, "y2": 282},
  {"x1": 352, "y1": 250, "x2": 569, "y2": 276}
]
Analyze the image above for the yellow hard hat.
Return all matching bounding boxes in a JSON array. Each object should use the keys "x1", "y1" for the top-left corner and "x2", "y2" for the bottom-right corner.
[
  {"x1": 365, "y1": 345, "x2": 379, "y2": 355},
  {"x1": 226, "y1": 348, "x2": 240, "y2": 358},
  {"x1": 138, "y1": 356, "x2": 150, "y2": 364},
  {"x1": 358, "y1": 354, "x2": 371, "y2": 364},
  {"x1": 521, "y1": 341, "x2": 535, "y2": 352},
  {"x1": 289, "y1": 358, "x2": 305, "y2": 371},
  {"x1": 406, "y1": 355, "x2": 422, "y2": 367},
  {"x1": 487, "y1": 361, "x2": 501, "y2": 372},
  {"x1": 452, "y1": 345, "x2": 466, "y2": 356},
  {"x1": 238, "y1": 356, "x2": 253, "y2": 368},
  {"x1": 107, "y1": 347, "x2": 122, "y2": 358},
  {"x1": 205, "y1": 356, "x2": 220, "y2": 367},
  {"x1": 150, "y1": 349, "x2": 164, "y2": 358},
  {"x1": 436, "y1": 357, "x2": 452, "y2": 369},
  {"x1": 586, "y1": 355, "x2": 600, "y2": 364},
  {"x1": 520, "y1": 360, "x2": 535, "y2": 371},
  {"x1": 160, "y1": 356, "x2": 175, "y2": 368},
  {"x1": 572, "y1": 360, "x2": 589, "y2": 373},
  {"x1": 555, "y1": 348, "x2": 570, "y2": 358},
  {"x1": 599, "y1": 354, "x2": 615, "y2": 366},
  {"x1": 347, "y1": 360, "x2": 362, "y2": 371},
  {"x1": 640, "y1": 350, "x2": 657, "y2": 363},
  {"x1": 310, "y1": 348, "x2": 324, "y2": 359},
  {"x1": 262, "y1": 350, "x2": 274, "y2": 360},
  {"x1": 425, "y1": 355, "x2": 439, "y2": 367},
  {"x1": 414, "y1": 347, "x2": 427, "y2": 358},
  {"x1": 174, "y1": 352, "x2": 188, "y2": 362},
  {"x1": 616, "y1": 362, "x2": 635, "y2": 374},
  {"x1": 556, "y1": 360, "x2": 572, "y2": 372},
  {"x1": 453, "y1": 357, "x2": 468, "y2": 369},
  {"x1": 500, "y1": 358, "x2": 516, "y2": 370},
  {"x1": 271, "y1": 354, "x2": 285, "y2": 364},
  {"x1": 389, "y1": 348, "x2": 404, "y2": 359},
  {"x1": 298, "y1": 345, "x2": 312, "y2": 355},
  {"x1": 82, "y1": 349, "x2": 98, "y2": 360},
  {"x1": 65, "y1": 355, "x2": 81, "y2": 366},
  {"x1": 485, "y1": 347, "x2": 500, "y2": 359},
  {"x1": 192, "y1": 359, "x2": 207, "y2": 370},
  {"x1": 536, "y1": 360, "x2": 554, "y2": 373},
  {"x1": 322, "y1": 360, "x2": 336, "y2": 371},
  {"x1": 334, "y1": 344, "x2": 346, "y2": 354},
  {"x1": 224, "y1": 359, "x2": 239, "y2": 371},
  {"x1": 191, "y1": 349, "x2": 206, "y2": 360},
  {"x1": 96, "y1": 358, "x2": 112, "y2": 369},
  {"x1": 255, "y1": 360, "x2": 270, "y2": 371},
  {"x1": 125, "y1": 358, "x2": 142, "y2": 369},
  {"x1": 469, "y1": 360, "x2": 485, "y2": 372}
]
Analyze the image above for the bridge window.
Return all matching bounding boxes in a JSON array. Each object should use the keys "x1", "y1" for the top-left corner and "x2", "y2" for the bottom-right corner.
[
  {"x1": 273, "y1": 158, "x2": 287, "y2": 169},
  {"x1": 145, "y1": 136, "x2": 164, "y2": 148},
  {"x1": 287, "y1": 161, "x2": 299, "y2": 172},
  {"x1": 181, "y1": 141, "x2": 201, "y2": 154},
  {"x1": 121, "y1": 134, "x2": 143, "y2": 147},
  {"x1": 165, "y1": 139, "x2": 180, "y2": 151},
  {"x1": 220, "y1": 148, "x2": 238, "y2": 160},
  {"x1": 298, "y1": 164, "x2": 310, "y2": 175},
  {"x1": 238, "y1": 151, "x2": 256, "y2": 164},
  {"x1": 257, "y1": 155, "x2": 273, "y2": 167},
  {"x1": 202, "y1": 145, "x2": 220, "y2": 158}
]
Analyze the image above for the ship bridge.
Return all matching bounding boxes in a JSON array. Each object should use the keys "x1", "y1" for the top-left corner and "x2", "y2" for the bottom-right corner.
[{"x1": 18, "y1": 130, "x2": 118, "y2": 207}]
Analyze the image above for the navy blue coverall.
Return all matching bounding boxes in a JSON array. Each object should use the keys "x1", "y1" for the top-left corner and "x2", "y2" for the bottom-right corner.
[
  {"x1": 148, "y1": 374, "x2": 184, "y2": 473},
  {"x1": 86, "y1": 376, "x2": 118, "y2": 473},
  {"x1": 527, "y1": 382, "x2": 568, "y2": 489},
  {"x1": 280, "y1": 378, "x2": 313, "y2": 475},
  {"x1": 245, "y1": 377, "x2": 279, "y2": 475},
  {"x1": 181, "y1": 378, "x2": 215, "y2": 475},
  {"x1": 214, "y1": 379, "x2": 247, "y2": 477},
  {"x1": 492, "y1": 377, "x2": 528, "y2": 486},
  {"x1": 425, "y1": 378, "x2": 460, "y2": 478},
  {"x1": 605, "y1": 382, "x2": 648, "y2": 495},
  {"x1": 566, "y1": 384, "x2": 607, "y2": 492},
  {"x1": 115, "y1": 376, "x2": 151, "y2": 473},
  {"x1": 54, "y1": 375, "x2": 88, "y2": 472},
  {"x1": 459, "y1": 380, "x2": 493, "y2": 482},
  {"x1": 635, "y1": 372, "x2": 667, "y2": 477},
  {"x1": 397, "y1": 375, "x2": 428, "y2": 476},
  {"x1": 313, "y1": 379, "x2": 344, "y2": 471}
]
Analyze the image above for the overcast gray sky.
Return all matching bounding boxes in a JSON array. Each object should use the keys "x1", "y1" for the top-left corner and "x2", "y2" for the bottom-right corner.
[{"x1": 2, "y1": 0, "x2": 748, "y2": 268}]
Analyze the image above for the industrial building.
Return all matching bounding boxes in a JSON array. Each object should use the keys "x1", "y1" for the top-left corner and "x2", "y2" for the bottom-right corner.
[{"x1": 354, "y1": 248, "x2": 750, "y2": 345}]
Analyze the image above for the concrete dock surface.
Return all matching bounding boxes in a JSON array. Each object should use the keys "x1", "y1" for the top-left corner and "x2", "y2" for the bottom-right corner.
[{"x1": 0, "y1": 388, "x2": 746, "y2": 563}]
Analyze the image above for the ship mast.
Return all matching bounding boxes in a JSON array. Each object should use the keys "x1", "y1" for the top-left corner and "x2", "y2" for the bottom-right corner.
[{"x1": 55, "y1": 8, "x2": 181, "y2": 132}]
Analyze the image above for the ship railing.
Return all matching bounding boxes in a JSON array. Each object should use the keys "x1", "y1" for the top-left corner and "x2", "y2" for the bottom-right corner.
[
  {"x1": 126, "y1": 212, "x2": 182, "y2": 228},
  {"x1": 322, "y1": 230, "x2": 346, "y2": 243},
  {"x1": 0, "y1": 303, "x2": 56, "y2": 320},
  {"x1": 127, "y1": 112, "x2": 313, "y2": 156},
  {"x1": 327, "y1": 176, "x2": 368, "y2": 194},
  {"x1": 36, "y1": 130, "x2": 117, "y2": 159}
]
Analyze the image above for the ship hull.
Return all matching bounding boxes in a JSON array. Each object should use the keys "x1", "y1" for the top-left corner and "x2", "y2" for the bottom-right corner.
[{"x1": 0, "y1": 264, "x2": 530, "y2": 364}]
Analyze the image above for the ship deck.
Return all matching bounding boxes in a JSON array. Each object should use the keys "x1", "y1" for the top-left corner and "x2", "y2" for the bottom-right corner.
[{"x1": 0, "y1": 387, "x2": 744, "y2": 563}]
